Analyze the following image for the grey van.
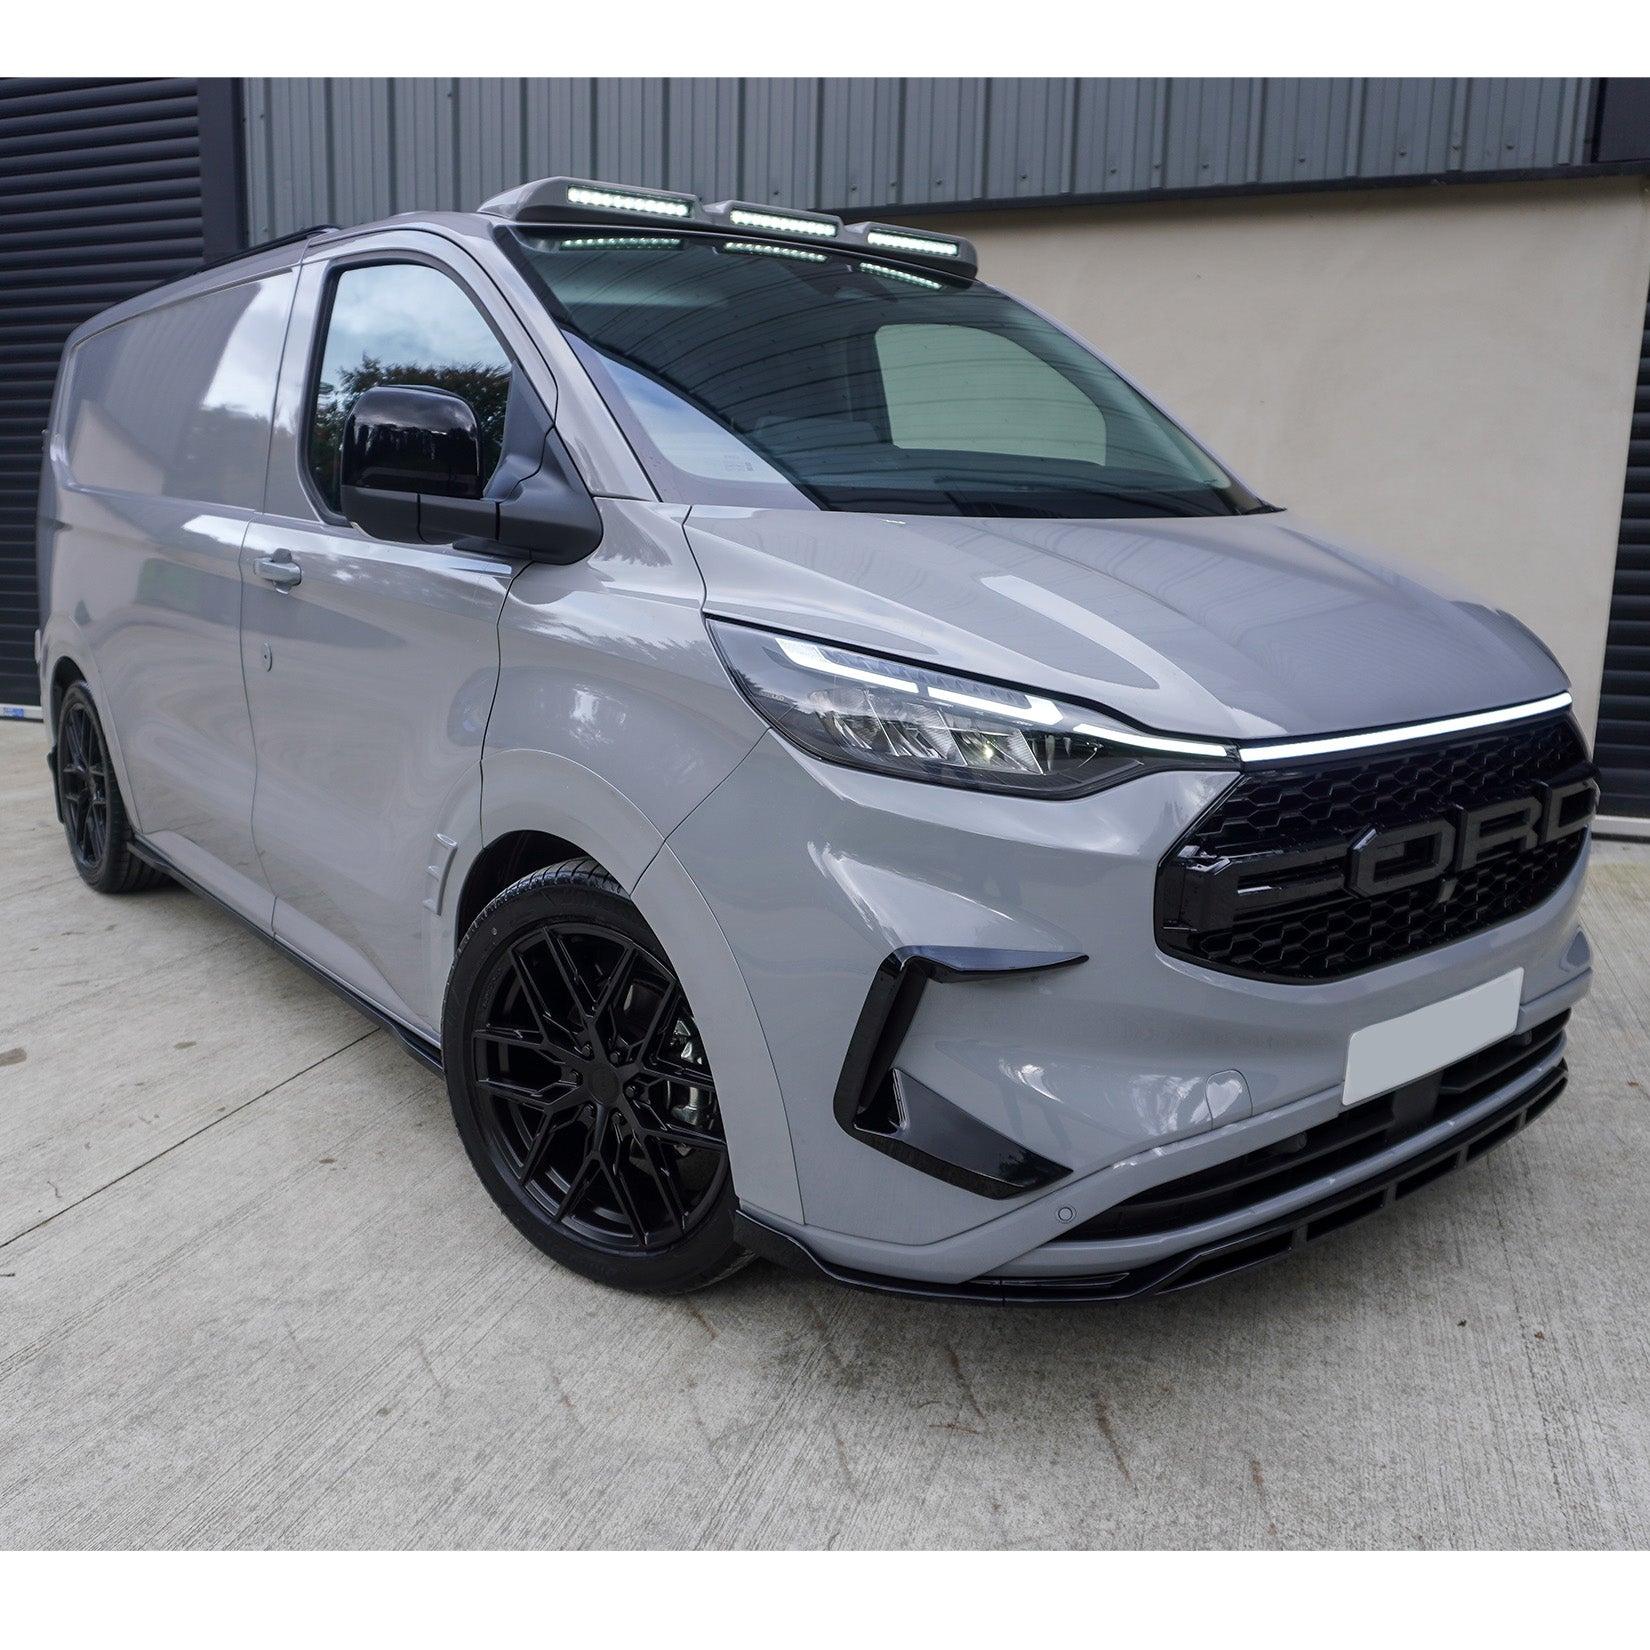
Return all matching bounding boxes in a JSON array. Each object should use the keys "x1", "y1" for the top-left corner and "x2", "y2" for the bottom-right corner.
[{"x1": 36, "y1": 176, "x2": 1598, "y2": 1298}]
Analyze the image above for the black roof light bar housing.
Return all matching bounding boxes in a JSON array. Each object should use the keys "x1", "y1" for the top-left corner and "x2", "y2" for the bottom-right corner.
[{"x1": 477, "y1": 176, "x2": 978, "y2": 278}]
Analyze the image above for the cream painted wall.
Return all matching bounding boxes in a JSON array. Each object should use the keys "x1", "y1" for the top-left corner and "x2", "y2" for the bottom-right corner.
[{"x1": 933, "y1": 177, "x2": 1650, "y2": 737}]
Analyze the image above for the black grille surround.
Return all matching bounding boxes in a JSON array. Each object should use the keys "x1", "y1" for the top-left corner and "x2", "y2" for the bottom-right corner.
[{"x1": 1156, "y1": 714, "x2": 1595, "y2": 983}]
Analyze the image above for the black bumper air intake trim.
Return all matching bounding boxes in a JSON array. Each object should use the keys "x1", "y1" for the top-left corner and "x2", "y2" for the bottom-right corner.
[{"x1": 832, "y1": 946, "x2": 1083, "y2": 1199}]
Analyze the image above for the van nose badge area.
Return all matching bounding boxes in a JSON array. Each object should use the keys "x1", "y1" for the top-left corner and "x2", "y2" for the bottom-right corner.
[{"x1": 833, "y1": 946, "x2": 1086, "y2": 1199}]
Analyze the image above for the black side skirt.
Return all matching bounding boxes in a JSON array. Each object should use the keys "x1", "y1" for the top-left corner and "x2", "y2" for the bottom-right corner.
[{"x1": 129, "y1": 838, "x2": 444, "y2": 1074}]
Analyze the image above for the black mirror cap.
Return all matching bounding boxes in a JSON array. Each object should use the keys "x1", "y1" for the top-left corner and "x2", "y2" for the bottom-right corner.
[{"x1": 341, "y1": 384, "x2": 484, "y2": 500}]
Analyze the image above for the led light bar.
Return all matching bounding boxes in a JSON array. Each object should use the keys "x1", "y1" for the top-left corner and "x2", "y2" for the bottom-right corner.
[
  {"x1": 567, "y1": 184, "x2": 692, "y2": 218},
  {"x1": 478, "y1": 176, "x2": 705, "y2": 226},
  {"x1": 858, "y1": 261, "x2": 943, "y2": 290},
  {"x1": 560, "y1": 236, "x2": 683, "y2": 251},
  {"x1": 703, "y1": 198, "x2": 845, "y2": 241},
  {"x1": 723, "y1": 240, "x2": 829, "y2": 262},
  {"x1": 1237, "y1": 692, "x2": 1574, "y2": 765},
  {"x1": 864, "y1": 227, "x2": 960, "y2": 258},
  {"x1": 728, "y1": 207, "x2": 837, "y2": 238},
  {"x1": 479, "y1": 180, "x2": 981, "y2": 276},
  {"x1": 841, "y1": 220, "x2": 978, "y2": 277}
]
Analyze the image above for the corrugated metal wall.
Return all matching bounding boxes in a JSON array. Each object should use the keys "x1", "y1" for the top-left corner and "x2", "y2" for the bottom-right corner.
[
  {"x1": 242, "y1": 77, "x2": 1596, "y2": 240},
  {"x1": 1, "y1": 78, "x2": 234, "y2": 710}
]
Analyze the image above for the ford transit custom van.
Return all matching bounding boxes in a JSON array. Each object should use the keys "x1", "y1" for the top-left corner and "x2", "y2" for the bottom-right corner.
[{"x1": 36, "y1": 177, "x2": 1598, "y2": 1298}]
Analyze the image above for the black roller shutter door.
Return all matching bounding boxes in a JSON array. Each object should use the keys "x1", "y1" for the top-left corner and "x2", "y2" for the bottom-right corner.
[
  {"x1": 0, "y1": 78, "x2": 243, "y2": 710},
  {"x1": 1596, "y1": 276, "x2": 1650, "y2": 816}
]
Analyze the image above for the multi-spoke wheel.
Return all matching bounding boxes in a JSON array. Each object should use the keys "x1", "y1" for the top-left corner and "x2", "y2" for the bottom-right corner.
[
  {"x1": 54, "y1": 682, "x2": 166, "y2": 894},
  {"x1": 442, "y1": 858, "x2": 751, "y2": 1293}
]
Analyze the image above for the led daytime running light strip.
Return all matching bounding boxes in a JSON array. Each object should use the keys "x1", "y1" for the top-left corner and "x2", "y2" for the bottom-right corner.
[
  {"x1": 1237, "y1": 693, "x2": 1574, "y2": 764},
  {"x1": 728, "y1": 207, "x2": 838, "y2": 239},
  {"x1": 566, "y1": 185, "x2": 692, "y2": 218},
  {"x1": 932, "y1": 685, "x2": 1062, "y2": 726},
  {"x1": 863, "y1": 228, "x2": 961, "y2": 257},
  {"x1": 777, "y1": 636, "x2": 918, "y2": 694},
  {"x1": 1071, "y1": 723, "x2": 1232, "y2": 758}
]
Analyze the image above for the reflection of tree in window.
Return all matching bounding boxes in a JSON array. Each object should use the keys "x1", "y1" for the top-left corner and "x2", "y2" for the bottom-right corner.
[{"x1": 310, "y1": 356, "x2": 512, "y2": 511}]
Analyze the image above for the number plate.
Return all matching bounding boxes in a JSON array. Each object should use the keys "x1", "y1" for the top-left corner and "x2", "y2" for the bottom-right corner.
[{"x1": 1343, "y1": 970, "x2": 1524, "y2": 1107}]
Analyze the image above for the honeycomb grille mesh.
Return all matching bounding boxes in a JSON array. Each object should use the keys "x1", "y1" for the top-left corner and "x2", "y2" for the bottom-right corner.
[{"x1": 1158, "y1": 716, "x2": 1591, "y2": 981}]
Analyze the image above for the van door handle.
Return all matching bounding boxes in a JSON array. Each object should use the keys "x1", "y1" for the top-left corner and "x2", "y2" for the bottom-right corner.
[{"x1": 255, "y1": 550, "x2": 302, "y2": 589}]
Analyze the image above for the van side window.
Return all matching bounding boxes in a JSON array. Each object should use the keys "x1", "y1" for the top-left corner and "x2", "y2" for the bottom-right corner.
[
  {"x1": 64, "y1": 272, "x2": 296, "y2": 508},
  {"x1": 308, "y1": 263, "x2": 513, "y2": 513}
]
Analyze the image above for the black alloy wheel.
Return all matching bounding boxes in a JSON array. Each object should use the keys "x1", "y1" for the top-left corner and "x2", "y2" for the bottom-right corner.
[
  {"x1": 55, "y1": 683, "x2": 166, "y2": 894},
  {"x1": 59, "y1": 694, "x2": 107, "y2": 872},
  {"x1": 443, "y1": 859, "x2": 749, "y2": 1293}
]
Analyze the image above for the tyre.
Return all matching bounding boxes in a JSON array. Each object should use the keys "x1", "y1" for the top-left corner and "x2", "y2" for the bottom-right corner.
[
  {"x1": 55, "y1": 682, "x2": 167, "y2": 894},
  {"x1": 442, "y1": 858, "x2": 751, "y2": 1294}
]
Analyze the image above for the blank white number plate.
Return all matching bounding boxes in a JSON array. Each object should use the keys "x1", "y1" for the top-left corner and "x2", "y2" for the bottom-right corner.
[{"x1": 1343, "y1": 969, "x2": 1524, "y2": 1107}]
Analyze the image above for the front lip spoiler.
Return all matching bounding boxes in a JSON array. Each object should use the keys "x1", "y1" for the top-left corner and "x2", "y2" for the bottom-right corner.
[{"x1": 734, "y1": 1061, "x2": 1566, "y2": 1304}]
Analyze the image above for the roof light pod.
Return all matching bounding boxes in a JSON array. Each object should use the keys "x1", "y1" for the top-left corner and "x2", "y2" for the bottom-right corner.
[
  {"x1": 703, "y1": 199, "x2": 844, "y2": 240},
  {"x1": 841, "y1": 220, "x2": 978, "y2": 277},
  {"x1": 478, "y1": 176, "x2": 705, "y2": 225}
]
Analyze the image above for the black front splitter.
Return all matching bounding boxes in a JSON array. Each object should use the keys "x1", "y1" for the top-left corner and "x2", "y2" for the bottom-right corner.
[{"x1": 735, "y1": 1062, "x2": 1566, "y2": 1305}]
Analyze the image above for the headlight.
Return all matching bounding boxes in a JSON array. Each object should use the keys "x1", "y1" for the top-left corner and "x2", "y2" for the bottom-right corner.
[{"x1": 708, "y1": 619, "x2": 1235, "y2": 797}]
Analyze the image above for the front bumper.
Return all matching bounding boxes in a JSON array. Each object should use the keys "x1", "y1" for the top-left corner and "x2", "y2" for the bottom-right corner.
[
  {"x1": 736, "y1": 1047, "x2": 1568, "y2": 1302},
  {"x1": 663, "y1": 728, "x2": 1592, "y2": 1286}
]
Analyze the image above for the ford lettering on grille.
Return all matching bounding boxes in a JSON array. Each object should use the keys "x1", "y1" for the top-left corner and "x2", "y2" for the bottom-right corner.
[{"x1": 1155, "y1": 716, "x2": 1597, "y2": 982}]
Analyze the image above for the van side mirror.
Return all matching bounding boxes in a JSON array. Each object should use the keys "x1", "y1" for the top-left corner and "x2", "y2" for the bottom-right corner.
[
  {"x1": 343, "y1": 384, "x2": 483, "y2": 501},
  {"x1": 339, "y1": 384, "x2": 603, "y2": 564}
]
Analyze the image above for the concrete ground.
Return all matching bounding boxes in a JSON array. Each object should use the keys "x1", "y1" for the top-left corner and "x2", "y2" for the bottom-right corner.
[{"x1": 1, "y1": 720, "x2": 1647, "y2": 1550}]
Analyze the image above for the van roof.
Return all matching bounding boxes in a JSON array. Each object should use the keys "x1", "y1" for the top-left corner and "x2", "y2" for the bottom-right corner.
[{"x1": 60, "y1": 178, "x2": 977, "y2": 351}]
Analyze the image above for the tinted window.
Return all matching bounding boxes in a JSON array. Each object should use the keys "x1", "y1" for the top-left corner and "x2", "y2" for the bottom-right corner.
[
  {"x1": 876, "y1": 323, "x2": 1112, "y2": 464},
  {"x1": 308, "y1": 263, "x2": 513, "y2": 512},
  {"x1": 65, "y1": 272, "x2": 296, "y2": 508},
  {"x1": 505, "y1": 230, "x2": 1260, "y2": 519}
]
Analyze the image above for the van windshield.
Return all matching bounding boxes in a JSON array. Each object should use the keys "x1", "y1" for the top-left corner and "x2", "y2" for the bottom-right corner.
[{"x1": 502, "y1": 228, "x2": 1263, "y2": 519}]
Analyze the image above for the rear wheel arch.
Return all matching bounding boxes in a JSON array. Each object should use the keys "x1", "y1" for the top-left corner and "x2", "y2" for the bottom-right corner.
[{"x1": 53, "y1": 681, "x2": 166, "y2": 894}]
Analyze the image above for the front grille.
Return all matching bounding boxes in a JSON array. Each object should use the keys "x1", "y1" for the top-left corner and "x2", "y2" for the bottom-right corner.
[
  {"x1": 1156, "y1": 714, "x2": 1594, "y2": 982},
  {"x1": 1062, "y1": 1011, "x2": 1568, "y2": 1243}
]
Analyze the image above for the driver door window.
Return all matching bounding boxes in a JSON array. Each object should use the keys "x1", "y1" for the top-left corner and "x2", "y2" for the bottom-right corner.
[{"x1": 308, "y1": 262, "x2": 514, "y2": 512}]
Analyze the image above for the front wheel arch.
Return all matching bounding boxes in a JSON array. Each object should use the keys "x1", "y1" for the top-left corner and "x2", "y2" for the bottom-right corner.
[
  {"x1": 442, "y1": 857, "x2": 753, "y2": 1293},
  {"x1": 452, "y1": 828, "x2": 596, "y2": 948}
]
